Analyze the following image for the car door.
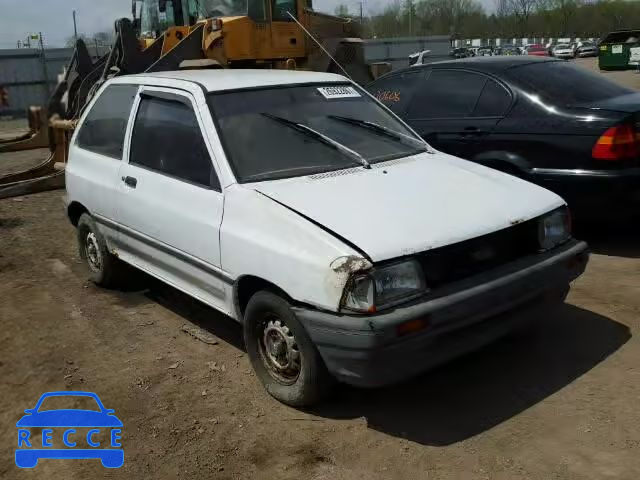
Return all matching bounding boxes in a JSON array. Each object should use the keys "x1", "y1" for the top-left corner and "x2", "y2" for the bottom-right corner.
[
  {"x1": 404, "y1": 69, "x2": 490, "y2": 159},
  {"x1": 115, "y1": 86, "x2": 228, "y2": 313},
  {"x1": 368, "y1": 69, "x2": 426, "y2": 117},
  {"x1": 66, "y1": 84, "x2": 139, "y2": 243}
]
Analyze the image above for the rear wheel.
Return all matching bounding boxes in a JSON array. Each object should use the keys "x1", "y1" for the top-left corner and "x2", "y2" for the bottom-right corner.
[
  {"x1": 77, "y1": 213, "x2": 123, "y2": 288},
  {"x1": 243, "y1": 291, "x2": 334, "y2": 407}
]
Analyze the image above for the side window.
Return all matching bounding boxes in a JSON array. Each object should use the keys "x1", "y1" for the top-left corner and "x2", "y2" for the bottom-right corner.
[
  {"x1": 369, "y1": 71, "x2": 423, "y2": 115},
  {"x1": 407, "y1": 70, "x2": 487, "y2": 119},
  {"x1": 273, "y1": 0, "x2": 296, "y2": 21},
  {"x1": 76, "y1": 85, "x2": 137, "y2": 159},
  {"x1": 474, "y1": 79, "x2": 512, "y2": 117},
  {"x1": 129, "y1": 94, "x2": 219, "y2": 190},
  {"x1": 248, "y1": 0, "x2": 267, "y2": 21}
]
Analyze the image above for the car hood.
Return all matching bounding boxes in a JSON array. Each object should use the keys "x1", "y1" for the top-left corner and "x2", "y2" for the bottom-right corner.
[
  {"x1": 16, "y1": 410, "x2": 123, "y2": 427},
  {"x1": 251, "y1": 152, "x2": 564, "y2": 262}
]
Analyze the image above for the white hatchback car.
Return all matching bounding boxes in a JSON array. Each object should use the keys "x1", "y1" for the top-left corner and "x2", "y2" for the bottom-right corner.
[{"x1": 65, "y1": 70, "x2": 588, "y2": 406}]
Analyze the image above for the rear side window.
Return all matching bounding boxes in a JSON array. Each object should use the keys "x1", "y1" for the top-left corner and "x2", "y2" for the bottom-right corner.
[
  {"x1": 129, "y1": 95, "x2": 218, "y2": 189},
  {"x1": 474, "y1": 79, "x2": 512, "y2": 117},
  {"x1": 506, "y1": 61, "x2": 634, "y2": 104},
  {"x1": 407, "y1": 70, "x2": 487, "y2": 119},
  {"x1": 369, "y1": 70, "x2": 423, "y2": 114},
  {"x1": 76, "y1": 85, "x2": 137, "y2": 159}
]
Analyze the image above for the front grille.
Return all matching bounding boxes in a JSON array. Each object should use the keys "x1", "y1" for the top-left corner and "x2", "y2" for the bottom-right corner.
[{"x1": 417, "y1": 218, "x2": 540, "y2": 288}]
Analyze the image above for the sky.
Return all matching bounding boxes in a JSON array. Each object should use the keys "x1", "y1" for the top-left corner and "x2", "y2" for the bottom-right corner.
[{"x1": 0, "y1": 0, "x2": 495, "y2": 49}]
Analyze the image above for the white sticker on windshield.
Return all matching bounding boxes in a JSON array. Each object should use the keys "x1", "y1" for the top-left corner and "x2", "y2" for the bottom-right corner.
[{"x1": 317, "y1": 86, "x2": 361, "y2": 99}]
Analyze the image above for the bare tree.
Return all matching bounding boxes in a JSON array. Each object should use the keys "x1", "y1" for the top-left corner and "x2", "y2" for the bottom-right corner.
[{"x1": 507, "y1": 0, "x2": 540, "y2": 35}]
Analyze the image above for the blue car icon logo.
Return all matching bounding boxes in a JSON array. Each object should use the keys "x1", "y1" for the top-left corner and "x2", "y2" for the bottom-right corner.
[{"x1": 15, "y1": 391, "x2": 123, "y2": 468}]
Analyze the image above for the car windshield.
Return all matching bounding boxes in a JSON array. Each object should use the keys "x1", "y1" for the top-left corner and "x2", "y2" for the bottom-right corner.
[
  {"x1": 37, "y1": 395, "x2": 101, "y2": 412},
  {"x1": 208, "y1": 83, "x2": 426, "y2": 183},
  {"x1": 556, "y1": 44, "x2": 570, "y2": 49},
  {"x1": 507, "y1": 61, "x2": 635, "y2": 104},
  {"x1": 581, "y1": 42, "x2": 594, "y2": 47}
]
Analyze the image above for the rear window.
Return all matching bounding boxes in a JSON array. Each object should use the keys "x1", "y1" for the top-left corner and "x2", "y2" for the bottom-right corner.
[{"x1": 506, "y1": 61, "x2": 634, "y2": 104}]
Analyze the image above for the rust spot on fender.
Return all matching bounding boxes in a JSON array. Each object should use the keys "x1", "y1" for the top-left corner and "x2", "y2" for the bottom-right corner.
[{"x1": 330, "y1": 256, "x2": 372, "y2": 274}]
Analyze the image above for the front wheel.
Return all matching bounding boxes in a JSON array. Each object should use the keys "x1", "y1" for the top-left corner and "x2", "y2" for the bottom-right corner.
[
  {"x1": 243, "y1": 291, "x2": 334, "y2": 407},
  {"x1": 77, "y1": 213, "x2": 123, "y2": 288}
]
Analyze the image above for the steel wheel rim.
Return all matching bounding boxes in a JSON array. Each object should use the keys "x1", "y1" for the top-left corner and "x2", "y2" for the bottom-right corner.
[
  {"x1": 258, "y1": 314, "x2": 301, "y2": 385},
  {"x1": 85, "y1": 231, "x2": 102, "y2": 272}
]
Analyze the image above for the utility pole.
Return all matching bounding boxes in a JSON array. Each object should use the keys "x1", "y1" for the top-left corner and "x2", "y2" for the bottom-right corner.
[
  {"x1": 38, "y1": 32, "x2": 50, "y2": 97},
  {"x1": 359, "y1": 1, "x2": 363, "y2": 24},
  {"x1": 73, "y1": 10, "x2": 78, "y2": 42}
]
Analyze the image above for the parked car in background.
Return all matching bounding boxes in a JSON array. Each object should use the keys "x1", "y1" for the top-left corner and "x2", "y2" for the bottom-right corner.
[
  {"x1": 498, "y1": 45, "x2": 520, "y2": 56},
  {"x1": 526, "y1": 44, "x2": 550, "y2": 56},
  {"x1": 450, "y1": 47, "x2": 471, "y2": 59},
  {"x1": 66, "y1": 69, "x2": 589, "y2": 407},
  {"x1": 477, "y1": 46, "x2": 494, "y2": 57},
  {"x1": 576, "y1": 41, "x2": 598, "y2": 58},
  {"x1": 409, "y1": 50, "x2": 431, "y2": 66},
  {"x1": 552, "y1": 44, "x2": 576, "y2": 59},
  {"x1": 367, "y1": 57, "x2": 640, "y2": 217}
]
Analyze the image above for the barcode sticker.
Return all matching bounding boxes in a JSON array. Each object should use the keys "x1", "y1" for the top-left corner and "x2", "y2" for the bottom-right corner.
[{"x1": 317, "y1": 86, "x2": 361, "y2": 99}]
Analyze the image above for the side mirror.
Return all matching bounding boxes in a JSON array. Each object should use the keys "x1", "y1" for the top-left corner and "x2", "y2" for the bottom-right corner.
[
  {"x1": 24, "y1": 409, "x2": 34, "y2": 414},
  {"x1": 105, "y1": 409, "x2": 115, "y2": 414}
]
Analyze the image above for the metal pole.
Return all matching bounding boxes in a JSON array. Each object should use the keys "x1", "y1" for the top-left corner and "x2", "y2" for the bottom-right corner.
[
  {"x1": 73, "y1": 10, "x2": 78, "y2": 41},
  {"x1": 39, "y1": 32, "x2": 50, "y2": 97}
]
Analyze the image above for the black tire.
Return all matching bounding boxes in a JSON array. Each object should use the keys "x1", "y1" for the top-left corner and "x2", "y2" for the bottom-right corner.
[
  {"x1": 77, "y1": 213, "x2": 122, "y2": 288},
  {"x1": 243, "y1": 291, "x2": 334, "y2": 407}
]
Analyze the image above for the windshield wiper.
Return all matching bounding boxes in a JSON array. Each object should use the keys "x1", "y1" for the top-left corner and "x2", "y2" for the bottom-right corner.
[
  {"x1": 327, "y1": 115, "x2": 430, "y2": 152},
  {"x1": 262, "y1": 113, "x2": 371, "y2": 169}
]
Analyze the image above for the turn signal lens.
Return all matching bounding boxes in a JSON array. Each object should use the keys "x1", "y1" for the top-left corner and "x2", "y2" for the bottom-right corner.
[{"x1": 592, "y1": 124, "x2": 640, "y2": 160}]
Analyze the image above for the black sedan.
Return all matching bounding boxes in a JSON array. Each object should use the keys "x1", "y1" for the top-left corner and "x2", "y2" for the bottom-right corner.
[{"x1": 367, "y1": 57, "x2": 640, "y2": 216}]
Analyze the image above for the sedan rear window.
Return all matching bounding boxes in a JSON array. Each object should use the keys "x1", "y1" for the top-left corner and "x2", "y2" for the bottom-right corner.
[
  {"x1": 506, "y1": 61, "x2": 634, "y2": 105},
  {"x1": 208, "y1": 84, "x2": 425, "y2": 183}
]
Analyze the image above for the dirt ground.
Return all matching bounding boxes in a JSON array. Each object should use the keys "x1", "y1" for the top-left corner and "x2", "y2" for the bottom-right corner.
[{"x1": 1, "y1": 58, "x2": 639, "y2": 479}]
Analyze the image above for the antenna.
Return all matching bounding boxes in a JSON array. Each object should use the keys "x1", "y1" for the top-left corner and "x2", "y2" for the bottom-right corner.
[{"x1": 285, "y1": 11, "x2": 353, "y2": 81}]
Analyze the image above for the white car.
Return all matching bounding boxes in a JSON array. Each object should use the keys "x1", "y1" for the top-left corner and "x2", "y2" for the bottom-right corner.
[
  {"x1": 553, "y1": 43, "x2": 576, "y2": 59},
  {"x1": 65, "y1": 70, "x2": 589, "y2": 406}
]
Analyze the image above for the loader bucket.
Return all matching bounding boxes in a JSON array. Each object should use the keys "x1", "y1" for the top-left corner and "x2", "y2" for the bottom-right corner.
[
  {"x1": 0, "y1": 117, "x2": 72, "y2": 199},
  {"x1": 0, "y1": 107, "x2": 49, "y2": 153}
]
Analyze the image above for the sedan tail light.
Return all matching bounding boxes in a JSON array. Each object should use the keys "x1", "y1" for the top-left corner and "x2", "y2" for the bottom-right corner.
[{"x1": 592, "y1": 123, "x2": 640, "y2": 160}]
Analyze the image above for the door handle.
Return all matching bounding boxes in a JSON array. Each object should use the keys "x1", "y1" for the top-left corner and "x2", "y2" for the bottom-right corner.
[
  {"x1": 461, "y1": 127, "x2": 486, "y2": 136},
  {"x1": 122, "y1": 176, "x2": 137, "y2": 188}
]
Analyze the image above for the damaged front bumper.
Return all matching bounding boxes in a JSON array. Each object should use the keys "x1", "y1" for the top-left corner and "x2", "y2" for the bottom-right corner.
[{"x1": 294, "y1": 240, "x2": 589, "y2": 388}]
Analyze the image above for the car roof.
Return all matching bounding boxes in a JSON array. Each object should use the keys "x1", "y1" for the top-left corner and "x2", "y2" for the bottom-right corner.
[
  {"x1": 386, "y1": 56, "x2": 559, "y2": 76},
  {"x1": 121, "y1": 69, "x2": 348, "y2": 92}
]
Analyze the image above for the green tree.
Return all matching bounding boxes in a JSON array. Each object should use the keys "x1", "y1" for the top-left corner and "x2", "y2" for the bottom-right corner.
[{"x1": 334, "y1": 4, "x2": 350, "y2": 17}]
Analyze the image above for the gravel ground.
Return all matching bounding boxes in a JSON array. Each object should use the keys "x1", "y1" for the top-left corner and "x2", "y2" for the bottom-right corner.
[{"x1": 0, "y1": 58, "x2": 639, "y2": 479}]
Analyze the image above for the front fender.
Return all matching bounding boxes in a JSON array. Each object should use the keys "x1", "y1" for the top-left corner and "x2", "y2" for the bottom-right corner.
[{"x1": 220, "y1": 185, "x2": 368, "y2": 312}]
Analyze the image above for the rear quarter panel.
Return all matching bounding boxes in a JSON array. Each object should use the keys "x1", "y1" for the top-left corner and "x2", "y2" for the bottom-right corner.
[{"x1": 486, "y1": 93, "x2": 627, "y2": 171}]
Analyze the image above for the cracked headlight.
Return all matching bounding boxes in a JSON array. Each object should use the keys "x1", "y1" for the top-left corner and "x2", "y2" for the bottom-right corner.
[
  {"x1": 539, "y1": 207, "x2": 571, "y2": 251},
  {"x1": 342, "y1": 259, "x2": 427, "y2": 313}
]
